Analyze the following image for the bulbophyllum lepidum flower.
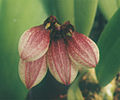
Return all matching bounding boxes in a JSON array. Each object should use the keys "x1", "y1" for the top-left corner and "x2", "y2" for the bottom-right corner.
[{"x1": 18, "y1": 16, "x2": 99, "y2": 89}]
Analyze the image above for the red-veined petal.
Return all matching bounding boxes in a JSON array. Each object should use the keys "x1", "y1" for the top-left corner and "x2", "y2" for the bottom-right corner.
[
  {"x1": 47, "y1": 39, "x2": 78, "y2": 85},
  {"x1": 18, "y1": 25, "x2": 50, "y2": 61},
  {"x1": 67, "y1": 32, "x2": 99, "y2": 68},
  {"x1": 18, "y1": 55, "x2": 47, "y2": 89}
]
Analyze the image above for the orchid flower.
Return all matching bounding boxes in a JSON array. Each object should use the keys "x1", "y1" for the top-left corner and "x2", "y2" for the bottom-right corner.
[{"x1": 18, "y1": 16, "x2": 99, "y2": 89}]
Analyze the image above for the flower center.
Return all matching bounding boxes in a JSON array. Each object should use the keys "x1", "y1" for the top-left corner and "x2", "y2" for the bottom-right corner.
[{"x1": 44, "y1": 16, "x2": 74, "y2": 42}]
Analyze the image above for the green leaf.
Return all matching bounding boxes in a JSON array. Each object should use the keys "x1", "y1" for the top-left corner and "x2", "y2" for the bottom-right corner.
[
  {"x1": 98, "y1": 0, "x2": 118, "y2": 20},
  {"x1": 40, "y1": 0, "x2": 57, "y2": 15},
  {"x1": 118, "y1": 0, "x2": 120, "y2": 7},
  {"x1": 53, "y1": 0, "x2": 75, "y2": 24},
  {"x1": 0, "y1": 0, "x2": 2, "y2": 11},
  {"x1": 96, "y1": 8, "x2": 120, "y2": 86},
  {"x1": 41, "y1": 0, "x2": 75, "y2": 24},
  {"x1": 74, "y1": 0, "x2": 98, "y2": 36},
  {"x1": 0, "y1": 0, "x2": 47, "y2": 99}
]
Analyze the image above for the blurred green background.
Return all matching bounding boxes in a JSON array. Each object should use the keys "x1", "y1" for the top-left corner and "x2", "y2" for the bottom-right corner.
[{"x1": 0, "y1": 0, "x2": 48, "y2": 99}]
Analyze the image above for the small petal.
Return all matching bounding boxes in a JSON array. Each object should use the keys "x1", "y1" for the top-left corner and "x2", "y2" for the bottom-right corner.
[
  {"x1": 18, "y1": 55, "x2": 47, "y2": 89},
  {"x1": 18, "y1": 25, "x2": 50, "y2": 61},
  {"x1": 47, "y1": 39, "x2": 78, "y2": 85},
  {"x1": 67, "y1": 32, "x2": 99, "y2": 68}
]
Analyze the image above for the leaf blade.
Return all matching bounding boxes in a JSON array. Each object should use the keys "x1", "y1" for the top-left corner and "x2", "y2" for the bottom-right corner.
[
  {"x1": 98, "y1": 0, "x2": 118, "y2": 20},
  {"x1": 96, "y1": 8, "x2": 120, "y2": 86},
  {"x1": 74, "y1": 0, "x2": 98, "y2": 35}
]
